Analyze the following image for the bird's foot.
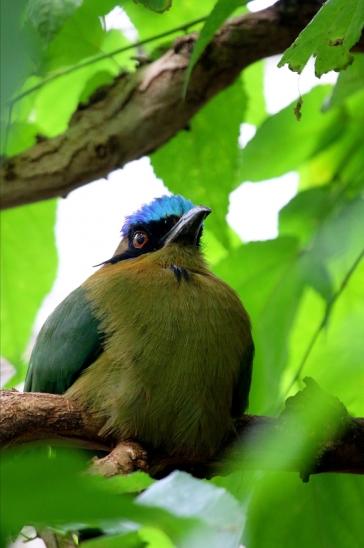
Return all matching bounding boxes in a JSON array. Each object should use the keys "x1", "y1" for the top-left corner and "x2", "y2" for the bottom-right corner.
[{"x1": 90, "y1": 440, "x2": 148, "y2": 477}]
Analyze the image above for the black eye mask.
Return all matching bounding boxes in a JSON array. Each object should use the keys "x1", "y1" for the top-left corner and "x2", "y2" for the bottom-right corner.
[{"x1": 95, "y1": 216, "x2": 192, "y2": 266}]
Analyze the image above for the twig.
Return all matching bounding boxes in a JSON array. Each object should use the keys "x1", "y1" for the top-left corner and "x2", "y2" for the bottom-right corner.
[
  {"x1": 10, "y1": 16, "x2": 207, "y2": 106},
  {"x1": 285, "y1": 247, "x2": 364, "y2": 395}
]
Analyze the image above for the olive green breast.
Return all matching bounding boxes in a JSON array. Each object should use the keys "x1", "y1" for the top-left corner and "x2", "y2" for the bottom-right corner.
[{"x1": 67, "y1": 246, "x2": 252, "y2": 458}]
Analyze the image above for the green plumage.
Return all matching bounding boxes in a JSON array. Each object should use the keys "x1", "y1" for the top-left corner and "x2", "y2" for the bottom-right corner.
[{"x1": 24, "y1": 287, "x2": 102, "y2": 394}]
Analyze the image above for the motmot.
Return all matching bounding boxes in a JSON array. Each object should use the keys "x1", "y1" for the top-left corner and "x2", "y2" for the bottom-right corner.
[{"x1": 25, "y1": 195, "x2": 254, "y2": 459}]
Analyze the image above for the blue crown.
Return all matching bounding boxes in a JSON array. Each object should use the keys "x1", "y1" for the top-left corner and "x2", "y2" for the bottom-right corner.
[{"x1": 121, "y1": 195, "x2": 195, "y2": 236}]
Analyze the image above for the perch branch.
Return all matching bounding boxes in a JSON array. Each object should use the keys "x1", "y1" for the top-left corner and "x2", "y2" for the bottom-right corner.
[
  {"x1": 1, "y1": 389, "x2": 363, "y2": 478},
  {"x1": 2, "y1": 1, "x2": 363, "y2": 209}
]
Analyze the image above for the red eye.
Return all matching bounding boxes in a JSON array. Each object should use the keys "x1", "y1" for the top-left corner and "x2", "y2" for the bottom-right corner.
[{"x1": 132, "y1": 231, "x2": 149, "y2": 249}]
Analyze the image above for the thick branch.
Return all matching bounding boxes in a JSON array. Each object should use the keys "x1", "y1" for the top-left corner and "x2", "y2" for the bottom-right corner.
[
  {"x1": 3, "y1": 1, "x2": 360, "y2": 209},
  {"x1": 1, "y1": 390, "x2": 363, "y2": 477}
]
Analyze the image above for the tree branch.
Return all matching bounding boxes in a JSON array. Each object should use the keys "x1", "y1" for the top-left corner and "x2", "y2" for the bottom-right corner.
[
  {"x1": 3, "y1": 1, "x2": 362, "y2": 209},
  {"x1": 1, "y1": 389, "x2": 363, "y2": 478}
]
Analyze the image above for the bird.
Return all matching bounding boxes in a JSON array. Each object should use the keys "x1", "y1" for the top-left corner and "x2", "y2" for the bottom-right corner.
[{"x1": 25, "y1": 194, "x2": 254, "y2": 460}]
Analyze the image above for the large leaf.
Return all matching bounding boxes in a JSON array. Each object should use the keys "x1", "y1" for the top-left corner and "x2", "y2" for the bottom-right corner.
[
  {"x1": 243, "y1": 60, "x2": 266, "y2": 126},
  {"x1": 124, "y1": 0, "x2": 217, "y2": 44},
  {"x1": 152, "y1": 80, "x2": 246, "y2": 247},
  {"x1": 214, "y1": 237, "x2": 306, "y2": 413},
  {"x1": 0, "y1": 201, "x2": 58, "y2": 380},
  {"x1": 138, "y1": 471, "x2": 244, "y2": 548},
  {"x1": 27, "y1": 0, "x2": 83, "y2": 43},
  {"x1": 5, "y1": 28, "x2": 133, "y2": 151},
  {"x1": 151, "y1": 83, "x2": 245, "y2": 245},
  {"x1": 245, "y1": 473, "x2": 364, "y2": 548},
  {"x1": 45, "y1": 3, "x2": 106, "y2": 70},
  {"x1": 0, "y1": 447, "x2": 195, "y2": 544},
  {"x1": 298, "y1": 119, "x2": 363, "y2": 190},
  {"x1": 278, "y1": 0, "x2": 364, "y2": 76},
  {"x1": 34, "y1": 30, "x2": 133, "y2": 138},
  {"x1": 134, "y1": 0, "x2": 172, "y2": 13},
  {"x1": 284, "y1": 195, "x2": 364, "y2": 414},
  {"x1": 329, "y1": 53, "x2": 364, "y2": 108},
  {"x1": 237, "y1": 86, "x2": 342, "y2": 183},
  {"x1": 0, "y1": 1, "x2": 41, "y2": 147},
  {"x1": 184, "y1": 0, "x2": 245, "y2": 94}
]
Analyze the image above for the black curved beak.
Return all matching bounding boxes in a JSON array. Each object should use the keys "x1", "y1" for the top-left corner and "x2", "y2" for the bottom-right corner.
[{"x1": 163, "y1": 206, "x2": 211, "y2": 247}]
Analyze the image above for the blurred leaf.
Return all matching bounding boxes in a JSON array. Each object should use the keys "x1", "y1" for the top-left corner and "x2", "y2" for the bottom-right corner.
[
  {"x1": 78, "y1": 70, "x2": 115, "y2": 104},
  {"x1": 139, "y1": 526, "x2": 174, "y2": 547},
  {"x1": 134, "y1": 0, "x2": 172, "y2": 12},
  {"x1": 244, "y1": 60, "x2": 266, "y2": 126},
  {"x1": 81, "y1": 0, "x2": 121, "y2": 17},
  {"x1": 237, "y1": 86, "x2": 342, "y2": 183},
  {"x1": 184, "y1": 0, "x2": 245, "y2": 94},
  {"x1": 45, "y1": 2, "x2": 105, "y2": 70},
  {"x1": 138, "y1": 471, "x2": 244, "y2": 548},
  {"x1": 226, "y1": 379, "x2": 364, "y2": 547},
  {"x1": 280, "y1": 186, "x2": 337, "y2": 245},
  {"x1": 0, "y1": 201, "x2": 58, "y2": 377},
  {"x1": 0, "y1": 446, "x2": 196, "y2": 543},
  {"x1": 300, "y1": 252, "x2": 334, "y2": 303},
  {"x1": 214, "y1": 237, "x2": 305, "y2": 412},
  {"x1": 245, "y1": 473, "x2": 364, "y2": 548},
  {"x1": 34, "y1": 30, "x2": 132, "y2": 137},
  {"x1": 328, "y1": 53, "x2": 364, "y2": 108},
  {"x1": 106, "y1": 471, "x2": 155, "y2": 494},
  {"x1": 0, "y1": 0, "x2": 41, "y2": 145},
  {"x1": 278, "y1": 0, "x2": 364, "y2": 76},
  {"x1": 285, "y1": 197, "x2": 364, "y2": 414},
  {"x1": 84, "y1": 531, "x2": 144, "y2": 547},
  {"x1": 152, "y1": 80, "x2": 246, "y2": 247},
  {"x1": 298, "y1": 120, "x2": 363, "y2": 189},
  {"x1": 124, "y1": 0, "x2": 216, "y2": 45},
  {"x1": 2, "y1": 122, "x2": 39, "y2": 156},
  {"x1": 27, "y1": 0, "x2": 83, "y2": 43}
]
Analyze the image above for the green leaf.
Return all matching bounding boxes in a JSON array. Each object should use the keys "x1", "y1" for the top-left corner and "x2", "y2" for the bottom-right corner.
[
  {"x1": 278, "y1": 0, "x2": 364, "y2": 76},
  {"x1": 134, "y1": 0, "x2": 172, "y2": 13},
  {"x1": 34, "y1": 30, "x2": 132, "y2": 137},
  {"x1": 138, "y1": 471, "x2": 244, "y2": 548},
  {"x1": 2, "y1": 121, "x2": 39, "y2": 156},
  {"x1": 139, "y1": 526, "x2": 174, "y2": 548},
  {"x1": 0, "y1": 201, "x2": 58, "y2": 377},
  {"x1": 124, "y1": 0, "x2": 216, "y2": 45},
  {"x1": 0, "y1": 1, "x2": 41, "y2": 144},
  {"x1": 237, "y1": 86, "x2": 342, "y2": 183},
  {"x1": 152, "y1": 80, "x2": 246, "y2": 247},
  {"x1": 106, "y1": 471, "x2": 155, "y2": 494},
  {"x1": 284, "y1": 195, "x2": 364, "y2": 413},
  {"x1": 214, "y1": 237, "x2": 305, "y2": 413},
  {"x1": 298, "y1": 119, "x2": 363, "y2": 189},
  {"x1": 27, "y1": 0, "x2": 83, "y2": 43},
  {"x1": 329, "y1": 53, "x2": 364, "y2": 108},
  {"x1": 243, "y1": 60, "x2": 266, "y2": 126},
  {"x1": 184, "y1": 0, "x2": 245, "y2": 94},
  {"x1": 0, "y1": 446, "x2": 196, "y2": 543},
  {"x1": 45, "y1": 2, "x2": 105, "y2": 70},
  {"x1": 279, "y1": 186, "x2": 336, "y2": 245},
  {"x1": 245, "y1": 473, "x2": 364, "y2": 548},
  {"x1": 84, "y1": 531, "x2": 144, "y2": 547}
]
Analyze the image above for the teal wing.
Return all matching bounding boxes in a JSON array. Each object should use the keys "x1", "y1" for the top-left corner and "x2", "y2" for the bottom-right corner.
[
  {"x1": 232, "y1": 340, "x2": 254, "y2": 416},
  {"x1": 24, "y1": 286, "x2": 103, "y2": 394}
]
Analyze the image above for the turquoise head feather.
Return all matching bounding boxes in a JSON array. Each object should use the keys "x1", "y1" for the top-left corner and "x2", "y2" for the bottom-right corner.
[{"x1": 121, "y1": 195, "x2": 195, "y2": 236}]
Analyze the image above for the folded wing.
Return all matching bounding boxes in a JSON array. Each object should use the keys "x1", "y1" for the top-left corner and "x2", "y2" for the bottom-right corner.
[{"x1": 24, "y1": 286, "x2": 103, "y2": 394}]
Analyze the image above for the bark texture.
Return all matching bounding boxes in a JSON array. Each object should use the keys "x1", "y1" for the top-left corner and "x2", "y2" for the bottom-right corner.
[
  {"x1": 3, "y1": 1, "x2": 363, "y2": 209},
  {"x1": 1, "y1": 389, "x2": 363, "y2": 478}
]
